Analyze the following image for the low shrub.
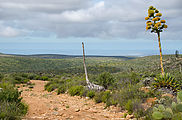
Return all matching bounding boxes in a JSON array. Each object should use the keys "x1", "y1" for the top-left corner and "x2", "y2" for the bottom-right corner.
[
  {"x1": 94, "y1": 91, "x2": 111, "y2": 104},
  {"x1": 57, "y1": 86, "x2": 66, "y2": 95},
  {"x1": 0, "y1": 82, "x2": 22, "y2": 103},
  {"x1": 40, "y1": 76, "x2": 49, "y2": 81},
  {"x1": 0, "y1": 101, "x2": 28, "y2": 120},
  {"x1": 45, "y1": 84, "x2": 58, "y2": 92},
  {"x1": 0, "y1": 82, "x2": 27, "y2": 119},
  {"x1": 125, "y1": 99, "x2": 133, "y2": 114},
  {"x1": 97, "y1": 72, "x2": 115, "y2": 89},
  {"x1": 68, "y1": 85, "x2": 84, "y2": 96},
  {"x1": 86, "y1": 90, "x2": 95, "y2": 98},
  {"x1": 94, "y1": 92, "x2": 103, "y2": 103}
]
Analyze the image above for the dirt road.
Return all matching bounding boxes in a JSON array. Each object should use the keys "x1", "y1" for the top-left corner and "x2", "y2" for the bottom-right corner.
[{"x1": 20, "y1": 80, "x2": 126, "y2": 120}]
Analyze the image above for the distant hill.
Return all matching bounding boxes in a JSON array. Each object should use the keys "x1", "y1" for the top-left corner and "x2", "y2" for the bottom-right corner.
[
  {"x1": 0, "y1": 52, "x2": 180, "y2": 74},
  {"x1": 5, "y1": 53, "x2": 136, "y2": 60}
]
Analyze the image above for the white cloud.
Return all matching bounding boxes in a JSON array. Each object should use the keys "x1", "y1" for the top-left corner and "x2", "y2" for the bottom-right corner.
[
  {"x1": 0, "y1": 23, "x2": 20, "y2": 37},
  {"x1": 0, "y1": 0, "x2": 181, "y2": 40}
]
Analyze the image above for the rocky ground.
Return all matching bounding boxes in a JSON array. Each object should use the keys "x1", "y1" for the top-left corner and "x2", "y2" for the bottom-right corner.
[{"x1": 19, "y1": 80, "x2": 128, "y2": 120}]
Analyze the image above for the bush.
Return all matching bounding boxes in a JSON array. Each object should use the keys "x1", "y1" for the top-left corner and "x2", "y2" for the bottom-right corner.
[
  {"x1": 57, "y1": 86, "x2": 66, "y2": 95},
  {"x1": 94, "y1": 91, "x2": 111, "y2": 104},
  {"x1": 41, "y1": 76, "x2": 49, "y2": 81},
  {"x1": 0, "y1": 82, "x2": 27, "y2": 119},
  {"x1": 45, "y1": 84, "x2": 57, "y2": 92},
  {"x1": 86, "y1": 90, "x2": 95, "y2": 98},
  {"x1": 125, "y1": 99, "x2": 133, "y2": 114},
  {"x1": 0, "y1": 83, "x2": 22, "y2": 103},
  {"x1": 98, "y1": 72, "x2": 115, "y2": 89},
  {"x1": 68, "y1": 86, "x2": 84, "y2": 96},
  {"x1": 94, "y1": 92, "x2": 103, "y2": 103}
]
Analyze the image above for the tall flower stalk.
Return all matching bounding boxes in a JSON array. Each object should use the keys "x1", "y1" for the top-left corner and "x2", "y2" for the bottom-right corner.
[{"x1": 145, "y1": 6, "x2": 168, "y2": 75}]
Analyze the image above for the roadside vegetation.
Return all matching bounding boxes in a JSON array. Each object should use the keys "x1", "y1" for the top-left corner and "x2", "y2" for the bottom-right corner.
[{"x1": 0, "y1": 73, "x2": 29, "y2": 119}]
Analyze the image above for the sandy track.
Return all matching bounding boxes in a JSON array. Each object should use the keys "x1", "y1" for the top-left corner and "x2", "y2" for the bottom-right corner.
[{"x1": 20, "y1": 80, "x2": 125, "y2": 120}]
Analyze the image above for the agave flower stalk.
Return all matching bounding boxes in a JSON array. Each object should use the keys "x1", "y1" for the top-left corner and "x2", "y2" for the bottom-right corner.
[{"x1": 145, "y1": 6, "x2": 167, "y2": 75}]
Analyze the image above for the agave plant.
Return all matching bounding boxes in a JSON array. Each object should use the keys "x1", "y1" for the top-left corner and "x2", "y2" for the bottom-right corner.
[{"x1": 153, "y1": 73, "x2": 180, "y2": 92}]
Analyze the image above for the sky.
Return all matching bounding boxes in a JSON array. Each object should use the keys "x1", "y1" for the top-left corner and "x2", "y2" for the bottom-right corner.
[{"x1": 0, "y1": 0, "x2": 182, "y2": 56}]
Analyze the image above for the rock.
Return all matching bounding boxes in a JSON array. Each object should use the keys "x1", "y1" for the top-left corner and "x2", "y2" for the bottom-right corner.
[
  {"x1": 62, "y1": 113, "x2": 67, "y2": 117},
  {"x1": 52, "y1": 111, "x2": 59, "y2": 116},
  {"x1": 158, "y1": 87, "x2": 174, "y2": 95},
  {"x1": 126, "y1": 114, "x2": 134, "y2": 119},
  {"x1": 75, "y1": 108, "x2": 80, "y2": 112},
  {"x1": 83, "y1": 106, "x2": 90, "y2": 110},
  {"x1": 103, "y1": 115, "x2": 109, "y2": 118},
  {"x1": 142, "y1": 77, "x2": 153, "y2": 86},
  {"x1": 146, "y1": 97, "x2": 157, "y2": 104},
  {"x1": 92, "y1": 110, "x2": 98, "y2": 113},
  {"x1": 162, "y1": 93, "x2": 174, "y2": 98},
  {"x1": 141, "y1": 86, "x2": 151, "y2": 93}
]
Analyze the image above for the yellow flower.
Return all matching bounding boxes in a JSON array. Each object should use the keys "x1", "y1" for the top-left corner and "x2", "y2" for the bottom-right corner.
[
  {"x1": 164, "y1": 24, "x2": 168, "y2": 28},
  {"x1": 154, "y1": 25, "x2": 158, "y2": 29},
  {"x1": 156, "y1": 13, "x2": 162, "y2": 17},
  {"x1": 160, "y1": 20, "x2": 166, "y2": 23},
  {"x1": 156, "y1": 22, "x2": 162, "y2": 27},
  {"x1": 156, "y1": 17, "x2": 161, "y2": 21},
  {"x1": 152, "y1": 18, "x2": 158, "y2": 21},
  {"x1": 155, "y1": 10, "x2": 159, "y2": 13},
  {"x1": 145, "y1": 17, "x2": 150, "y2": 20},
  {"x1": 149, "y1": 6, "x2": 154, "y2": 10},
  {"x1": 148, "y1": 10, "x2": 154, "y2": 14},
  {"x1": 146, "y1": 21, "x2": 152, "y2": 26},
  {"x1": 146, "y1": 26, "x2": 151, "y2": 30}
]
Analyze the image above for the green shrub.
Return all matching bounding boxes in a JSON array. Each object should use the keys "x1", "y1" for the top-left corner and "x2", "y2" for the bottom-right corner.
[
  {"x1": 125, "y1": 99, "x2": 133, "y2": 114},
  {"x1": 86, "y1": 90, "x2": 95, "y2": 98},
  {"x1": 28, "y1": 74, "x2": 36, "y2": 80},
  {"x1": 98, "y1": 72, "x2": 115, "y2": 89},
  {"x1": 57, "y1": 86, "x2": 66, "y2": 95},
  {"x1": 0, "y1": 83, "x2": 22, "y2": 103},
  {"x1": 116, "y1": 84, "x2": 146, "y2": 107},
  {"x1": 101, "y1": 91, "x2": 111, "y2": 103},
  {"x1": 45, "y1": 84, "x2": 56, "y2": 92},
  {"x1": 68, "y1": 86, "x2": 84, "y2": 96},
  {"x1": 94, "y1": 91, "x2": 111, "y2": 104},
  {"x1": 94, "y1": 92, "x2": 103, "y2": 103},
  {"x1": 0, "y1": 82, "x2": 27, "y2": 119},
  {"x1": 0, "y1": 101, "x2": 28, "y2": 120},
  {"x1": 80, "y1": 88, "x2": 88, "y2": 97},
  {"x1": 41, "y1": 76, "x2": 49, "y2": 81}
]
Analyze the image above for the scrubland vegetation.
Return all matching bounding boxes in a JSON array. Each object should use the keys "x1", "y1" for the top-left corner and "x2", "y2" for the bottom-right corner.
[{"x1": 0, "y1": 53, "x2": 182, "y2": 119}]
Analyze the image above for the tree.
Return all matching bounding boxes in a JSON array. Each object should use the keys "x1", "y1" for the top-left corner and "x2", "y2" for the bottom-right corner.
[
  {"x1": 145, "y1": 6, "x2": 168, "y2": 75},
  {"x1": 175, "y1": 50, "x2": 179, "y2": 58}
]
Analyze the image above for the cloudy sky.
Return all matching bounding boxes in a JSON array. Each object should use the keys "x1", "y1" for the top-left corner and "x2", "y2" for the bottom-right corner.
[{"x1": 0, "y1": 0, "x2": 182, "y2": 56}]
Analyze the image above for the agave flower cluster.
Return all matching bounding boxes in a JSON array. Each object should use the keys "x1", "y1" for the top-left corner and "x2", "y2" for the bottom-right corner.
[{"x1": 145, "y1": 6, "x2": 168, "y2": 33}]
